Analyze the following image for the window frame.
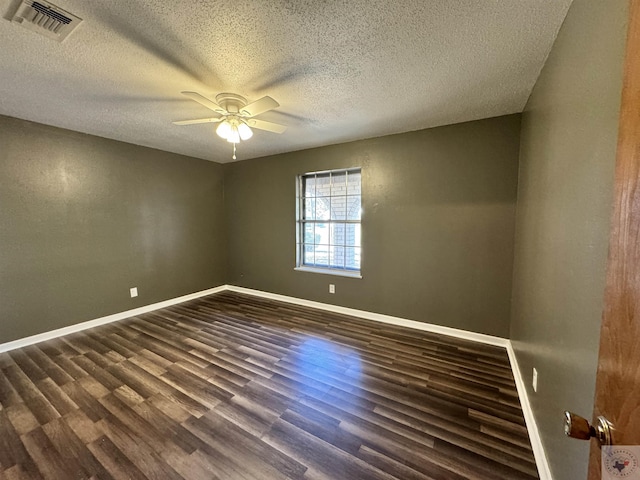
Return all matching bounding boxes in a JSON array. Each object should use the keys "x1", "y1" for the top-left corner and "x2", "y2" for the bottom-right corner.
[{"x1": 295, "y1": 167, "x2": 362, "y2": 278}]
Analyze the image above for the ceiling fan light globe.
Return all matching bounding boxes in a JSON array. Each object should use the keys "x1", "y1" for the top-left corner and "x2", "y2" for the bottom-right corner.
[
  {"x1": 227, "y1": 125, "x2": 240, "y2": 143},
  {"x1": 238, "y1": 122, "x2": 253, "y2": 141},
  {"x1": 216, "y1": 120, "x2": 231, "y2": 139}
]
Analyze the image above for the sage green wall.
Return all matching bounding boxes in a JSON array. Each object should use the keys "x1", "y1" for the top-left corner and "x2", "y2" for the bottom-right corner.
[
  {"x1": 510, "y1": 1, "x2": 627, "y2": 479},
  {"x1": 224, "y1": 115, "x2": 521, "y2": 337},
  {"x1": 0, "y1": 115, "x2": 226, "y2": 343}
]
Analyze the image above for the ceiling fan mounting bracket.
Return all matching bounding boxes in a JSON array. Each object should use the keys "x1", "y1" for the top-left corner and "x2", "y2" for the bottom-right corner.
[{"x1": 215, "y1": 93, "x2": 247, "y2": 114}]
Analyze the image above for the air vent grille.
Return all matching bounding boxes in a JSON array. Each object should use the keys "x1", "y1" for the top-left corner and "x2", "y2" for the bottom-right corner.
[
  {"x1": 32, "y1": 2, "x2": 72, "y2": 26},
  {"x1": 11, "y1": 0, "x2": 82, "y2": 42}
]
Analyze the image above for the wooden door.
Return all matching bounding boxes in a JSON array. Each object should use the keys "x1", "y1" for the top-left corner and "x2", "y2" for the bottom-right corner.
[{"x1": 588, "y1": 0, "x2": 640, "y2": 478}]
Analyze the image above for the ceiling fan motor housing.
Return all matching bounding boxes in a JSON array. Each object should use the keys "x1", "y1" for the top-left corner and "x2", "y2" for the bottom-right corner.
[{"x1": 215, "y1": 93, "x2": 248, "y2": 115}]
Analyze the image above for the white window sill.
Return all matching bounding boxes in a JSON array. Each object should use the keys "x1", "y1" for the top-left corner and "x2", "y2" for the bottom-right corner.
[{"x1": 294, "y1": 266, "x2": 362, "y2": 279}]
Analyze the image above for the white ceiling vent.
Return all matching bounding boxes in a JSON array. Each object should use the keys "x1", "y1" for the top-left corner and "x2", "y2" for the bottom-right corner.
[{"x1": 11, "y1": 0, "x2": 82, "y2": 42}]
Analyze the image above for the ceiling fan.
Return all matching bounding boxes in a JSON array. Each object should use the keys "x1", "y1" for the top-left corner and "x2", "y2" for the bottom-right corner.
[{"x1": 173, "y1": 91, "x2": 287, "y2": 159}]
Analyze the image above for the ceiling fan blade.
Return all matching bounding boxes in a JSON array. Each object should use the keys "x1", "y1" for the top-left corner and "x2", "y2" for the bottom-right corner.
[
  {"x1": 241, "y1": 96, "x2": 279, "y2": 117},
  {"x1": 172, "y1": 117, "x2": 223, "y2": 125},
  {"x1": 247, "y1": 118, "x2": 287, "y2": 134},
  {"x1": 181, "y1": 91, "x2": 226, "y2": 114}
]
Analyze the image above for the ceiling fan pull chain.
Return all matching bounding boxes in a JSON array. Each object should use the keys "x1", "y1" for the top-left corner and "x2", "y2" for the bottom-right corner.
[{"x1": 232, "y1": 142, "x2": 237, "y2": 160}]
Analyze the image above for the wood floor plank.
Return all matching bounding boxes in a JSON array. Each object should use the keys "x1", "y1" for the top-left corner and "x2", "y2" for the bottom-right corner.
[
  {"x1": 263, "y1": 417, "x2": 396, "y2": 480},
  {"x1": 2, "y1": 366, "x2": 60, "y2": 426},
  {"x1": 61, "y1": 381, "x2": 110, "y2": 423},
  {"x1": 7, "y1": 351, "x2": 47, "y2": 384},
  {"x1": 86, "y1": 435, "x2": 147, "y2": 480},
  {"x1": 63, "y1": 409, "x2": 103, "y2": 445},
  {"x1": 0, "y1": 410, "x2": 27, "y2": 470},
  {"x1": 0, "y1": 371, "x2": 22, "y2": 409},
  {"x1": 41, "y1": 418, "x2": 113, "y2": 480},
  {"x1": 35, "y1": 378, "x2": 78, "y2": 417},
  {"x1": 1, "y1": 461, "x2": 44, "y2": 480},
  {"x1": 183, "y1": 415, "x2": 296, "y2": 480},
  {"x1": 22, "y1": 346, "x2": 74, "y2": 388},
  {"x1": 192, "y1": 411, "x2": 309, "y2": 479},
  {"x1": 96, "y1": 413, "x2": 183, "y2": 480},
  {"x1": 0, "y1": 291, "x2": 539, "y2": 479},
  {"x1": 356, "y1": 444, "x2": 454, "y2": 480},
  {"x1": 21, "y1": 427, "x2": 82, "y2": 480}
]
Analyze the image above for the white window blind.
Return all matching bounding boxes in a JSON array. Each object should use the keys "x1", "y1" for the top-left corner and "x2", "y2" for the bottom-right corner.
[{"x1": 296, "y1": 168, "x2": 361, "y2": 275}]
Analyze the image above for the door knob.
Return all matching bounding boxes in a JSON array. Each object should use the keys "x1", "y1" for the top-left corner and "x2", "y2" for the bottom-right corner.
[{"x1": 564, "y1": 411, "x2": 615, "y2": 446}]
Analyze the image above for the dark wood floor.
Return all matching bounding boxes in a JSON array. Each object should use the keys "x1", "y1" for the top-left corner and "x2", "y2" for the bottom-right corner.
[{"x1": 0, "y1": 291, "x2": 538, "y2": 480}]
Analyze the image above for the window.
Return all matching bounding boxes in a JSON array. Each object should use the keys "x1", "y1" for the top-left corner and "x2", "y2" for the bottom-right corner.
[{"x1": 296, "y1": 168, "x2": 361, "y2": 277}]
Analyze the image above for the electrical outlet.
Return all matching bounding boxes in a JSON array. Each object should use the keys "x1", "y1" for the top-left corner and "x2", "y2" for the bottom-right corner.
[
  {"x1": 329, "y1": 284, "x2": 335, "y2": 294},
  {"x1": 532, "y1": 367, "x2": 538, "y2": 392},
  {"x1": 130, "y1": 287, "x2": 138, "y2": 298}
]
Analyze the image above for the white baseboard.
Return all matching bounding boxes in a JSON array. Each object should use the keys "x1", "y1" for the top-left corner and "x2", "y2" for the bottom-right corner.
[
  {"x1": 0, "y1": 283, "x2": 507, "y2": 352},
  {"x1": 0, "y1": 283, "x2": 549, "y2": 479},
  {"x1": 506, "y1": 342, "x2": 552, "y2": 480},
  {"x1": 0, "y1": 285, "x2": 227, "y2": 353},
  {"x1": 225, "y1": 285, "x2": 509, "y2": 347}
]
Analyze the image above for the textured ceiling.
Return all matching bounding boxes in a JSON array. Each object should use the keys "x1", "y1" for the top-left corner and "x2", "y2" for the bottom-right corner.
[{"x1": 0, "y1": 0, "x2": 572, "y2": 163}]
